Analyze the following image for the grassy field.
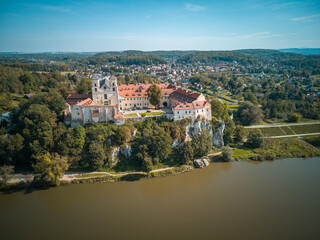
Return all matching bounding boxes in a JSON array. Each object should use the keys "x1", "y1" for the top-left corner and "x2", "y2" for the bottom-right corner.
[
  {"x1": 141, "y1": 112, "x2": 163, "y2": 117},
  {"x1": 124, "y1": 113, "x2": 139, "y2": 117},
  {"x1": 252, "y1": 123, "x2": 320, "y2": 137},
  {"x1": 233, "y1": 138, "x2": 320, "y2": 161}
]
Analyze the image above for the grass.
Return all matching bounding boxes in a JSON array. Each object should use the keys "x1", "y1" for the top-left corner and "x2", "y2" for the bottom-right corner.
[
  {"x1": 141, "y1": 112, "x2": 163, "y2": 117},
  {"x1": 303, "y1": 135, "x2": 320, "y2": 148},
  {"x1": 253, "y1": 123, "x2": 320, "y2": 137},
  {"x1": 233, "y1": 138, "x2": 320, "y2": 161},
  {"x1": 124, "y1": 113, "x2": 139, "y2": 117}
]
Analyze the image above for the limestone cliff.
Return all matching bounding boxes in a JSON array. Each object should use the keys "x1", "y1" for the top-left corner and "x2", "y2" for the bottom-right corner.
[{"x1": 183, "y1": 119, "x2": 224, "y2": 148}]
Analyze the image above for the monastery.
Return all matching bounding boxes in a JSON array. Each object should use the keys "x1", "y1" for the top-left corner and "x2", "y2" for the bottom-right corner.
[{"x1": 64, "y1": 75, "x2": 211, "y2": 127}]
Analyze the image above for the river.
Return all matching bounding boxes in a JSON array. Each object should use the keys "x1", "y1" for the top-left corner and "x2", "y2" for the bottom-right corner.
[{"x1": 0, "y1": 157, "x2": 320, "y2": 240}]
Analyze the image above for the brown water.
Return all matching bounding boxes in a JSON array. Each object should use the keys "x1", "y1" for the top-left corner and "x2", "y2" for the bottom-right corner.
[{"x1": 1, "y1": 157, "x2": 320, "y2": 240}]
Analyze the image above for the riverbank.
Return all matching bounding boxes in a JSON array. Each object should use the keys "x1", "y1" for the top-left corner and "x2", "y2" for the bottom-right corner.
[{"x1": 1, "y1": 138, "x2": 319, "y2": 192}]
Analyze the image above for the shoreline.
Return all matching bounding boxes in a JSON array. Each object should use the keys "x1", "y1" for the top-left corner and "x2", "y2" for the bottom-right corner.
[{"x1": 2, "y1": 153, "x2": 320, "y2": 193}]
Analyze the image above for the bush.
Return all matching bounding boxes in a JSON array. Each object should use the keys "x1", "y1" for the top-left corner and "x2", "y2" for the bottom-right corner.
[
  {"x1": 245, "y1": 129, "x2": 265, "y2": 148},
  {"x1": 288, "y1": 113, "x2": 300, "y2": 122},
  {"x1": 221, "y1": 148, "x2": 233, "y2": 162}
]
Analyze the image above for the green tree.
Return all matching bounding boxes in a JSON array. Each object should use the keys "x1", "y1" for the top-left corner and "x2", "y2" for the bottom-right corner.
[
  {"x1": 33, "y1": 152, "x2": 68, "y2": 186},
  {"x1": 77, "y1": 77, "x2": 92, "y2": 94},
  {"x1": 115, "y1": 126, "x2": 130, "y2": 146},
  {"x1": 245, "y1": 129, "x2": 264, "y2": 148},
  {"x1": 192, "y1": 130, "x2": 212, "y2": 158},
  {"x1": 221, "y1": 148, "x2": 233, "y2": 162},
  {"x1": 181, "y1": 141, "x2": 194, "y2": 164},
  {"x1": 0, "y1": 165, "x2": 14, "y2": 186},
  {"x1": 288, "y1": 113, "x2": 300, "y2": 122},
  {"x1": 234, "y1": 125, "x2": 245, "y2": 143},
  {"x1": 87, "y1": 141, "x2": 106, "y2": 170},
  {"x1": 148, "y1": 84, "x2": 162, "y2": 107},
  {"x1": 236, "y1": 101, "x2": 263, "y2": 126},
  {"x1": 210, "y1": 98, "x2": 228, "y2": 120}
]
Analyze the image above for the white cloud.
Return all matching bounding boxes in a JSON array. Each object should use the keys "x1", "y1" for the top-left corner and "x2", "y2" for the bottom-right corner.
[
  {"x1": 185, "y1": 3, "x2": 206, "y2": 12},
  {"x1": 290, "y1": 14, "x2": 320, "y2": 22}
]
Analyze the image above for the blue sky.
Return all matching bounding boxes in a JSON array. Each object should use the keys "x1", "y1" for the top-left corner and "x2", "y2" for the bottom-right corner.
[{"x1": 0, "y1": 0, "x2": 319, "y2": 52}]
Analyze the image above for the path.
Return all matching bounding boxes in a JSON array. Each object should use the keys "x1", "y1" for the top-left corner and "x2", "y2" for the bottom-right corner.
[{"x1": 265, "y1": 132, "x2": 320, "y2": 138}]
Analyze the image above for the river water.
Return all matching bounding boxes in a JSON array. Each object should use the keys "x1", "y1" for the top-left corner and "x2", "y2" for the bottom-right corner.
[{"x1": 1, "y1": 157, "x2": 320, "y2": 240}]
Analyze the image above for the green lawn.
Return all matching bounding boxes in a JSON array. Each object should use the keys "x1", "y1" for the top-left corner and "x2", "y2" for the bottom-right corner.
[
  {"x1": 254, "y1": 123, "x2": 320, "y2": 137},
  {"x1": 141, "y1": 112, "x2": 163, "y2": 117},
  {"x1": 233, "y1": 138, "x2": 320, "y2": 161},
  {"x1": 124, "y1": 113, "x2": 139, "y2": 117}
]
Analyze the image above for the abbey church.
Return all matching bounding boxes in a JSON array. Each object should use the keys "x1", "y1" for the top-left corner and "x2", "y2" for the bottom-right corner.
[{"x1": 64, "y1": 75, "x2": 211, "y2": 127}]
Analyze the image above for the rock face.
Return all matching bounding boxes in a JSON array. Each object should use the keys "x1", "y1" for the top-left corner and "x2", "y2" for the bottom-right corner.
[
  {"x1": 194, "y1": 158, "x2": 210, "y2": 168},
  {"x1": 184, "y1": 119, "x2": 225, "y2": 148},
  {"x1": 212, "y1": 122, "x2": 225, "y2": 148},
  {"x1": 171, "y1": 138, "x2": 181, "y2": 148},
  {"x1": 120, "y1": 144, "x2": 132, "y2": 158},
  {"x1": 110, "y1": 147, "x2": 120, "y2": 167}
]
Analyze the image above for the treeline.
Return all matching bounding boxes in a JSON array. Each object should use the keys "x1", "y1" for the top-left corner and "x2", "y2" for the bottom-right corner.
[
  {"x1": 177, "y1": 51, "x2": 257, "y2": 65},
  {"x1": 236, "y1": 49, "x2": 320, "y2": 73},
  {"x1": 87, "y1": 51, "x2": 168, "y2": 66}
]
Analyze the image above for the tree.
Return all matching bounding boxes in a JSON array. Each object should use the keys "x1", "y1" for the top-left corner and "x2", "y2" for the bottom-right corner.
[
  {"x1": 236, "y1": 101, "x2": 263, "y2": 125},
  {"x1": 148, "y1": 84, "x2": 162, "y2": 107},
  {"x1": 0, "y1": 165, "x2": 14, "y2": 186},
  {"x1": 192, "y1": 130, "x2": 212, "y2": 158},
  {"x1": 221, "y1": 148, "x2": 233, "y2": 162},
  {"x1": 77, "y1": 77, "x2": 92, "y2": 94},
  {"x1": 234, "y1": 125, "x2": 245, "y2": 143},
  {"x1": 181, "y1": 141, "x2": 194, "y2": 164},
  {"x1": 210, "y1": 98, "x2": 228, "y2": 120},
  {"x1": 115, "y1": 126, "x2": 130, "y2": 146},
  {"x1": 87, "y1": 141, "x2": 106, "y2": 170},
  {"x1": 245, "y1": 129, "x2": 264, "y2": 148},
  {"x1": 33, "y1": 152, "x2": 68, "y2": 186},
  {"x1": 288, "y1": 113, "x2": 300, "y2": 123}
]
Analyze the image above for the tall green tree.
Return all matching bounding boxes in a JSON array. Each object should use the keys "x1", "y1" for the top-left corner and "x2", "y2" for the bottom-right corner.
[
  {"x1": 0, "y1": 165, "x2": 14, "y2": 186},
  {"x1": 148, "y1": 84, "x2": 162, "y2": 107},
  {"x1": 33, "y1": 152, "x2": 68, "y2": 186},
  {"x1": 77, "y1": 77, "x2": 92, "y2": 94}
]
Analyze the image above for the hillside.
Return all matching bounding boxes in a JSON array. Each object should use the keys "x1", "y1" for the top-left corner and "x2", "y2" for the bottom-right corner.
[{"x1": 177, "y1": 51, "x2": 257, "y2": 65}]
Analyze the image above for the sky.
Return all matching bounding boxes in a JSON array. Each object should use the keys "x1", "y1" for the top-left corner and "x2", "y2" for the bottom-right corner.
[{"x1": 0, "y1": 0, "x2": 320, "y2": 52}]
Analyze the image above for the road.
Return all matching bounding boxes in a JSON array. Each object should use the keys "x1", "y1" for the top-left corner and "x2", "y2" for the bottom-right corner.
[{"x1": 244, "y1": 122, "x2": 320, "y2": 128}]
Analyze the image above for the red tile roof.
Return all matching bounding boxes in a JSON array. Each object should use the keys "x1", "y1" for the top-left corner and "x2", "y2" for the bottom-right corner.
[
  {"x1": 173, "y1": 101, "x2": 211, "y2": 110},
  {"x1": 118, "y1": 83, "x2": 175, "y2": 98},
  {"x1": 66, "y1": 94, "x2": 92, "y2": 105},
  {"x1": 114, "y1": 113, "x2": 125, "y2": 119}
]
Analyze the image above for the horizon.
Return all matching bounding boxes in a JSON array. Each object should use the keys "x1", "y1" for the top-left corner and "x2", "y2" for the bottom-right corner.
[
  {"x1": 1, "y1": 47, "x2": 320, "y2": 54},
  {"x1": 1, "y1": 0, "x2": 320, "y2": 52}
]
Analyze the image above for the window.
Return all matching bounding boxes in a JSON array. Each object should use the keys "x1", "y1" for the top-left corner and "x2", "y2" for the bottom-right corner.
[
  {"x1": 78, "y1": 112, "x2": 80, "y2": 115},
  {"x1": 104, "y1": 94, "x2": 107, "y2": 99},
  {"x1": 95, "y1": 88, "x2": 97, "y2": 92},
  {"x1": 113, "y1": 88, "x2": 115, "y2": 91},
  {"x1": 113, "y1": 83, "x2": 115, "y2": 86},
  {"x1": 104, "y1": 86, "x2": 106, "y2": 90},
  {"x1": 185, "y1": 111, "x2": 187, "y2": 113},
  {"x1": 95, "y1": 83, "x2": 97, "y2": 86},
  {"x1": 125, "y1": 104, "x2": 127, "y2": 106},
  {"x1": 177, "y1": 111, "x2": 179, "y2": 114}
]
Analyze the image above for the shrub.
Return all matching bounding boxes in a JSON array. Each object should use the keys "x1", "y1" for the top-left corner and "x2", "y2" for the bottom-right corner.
[
  {"x1": 245, "y1": 129, "x2": 265, "y2": 148},
  {"x1": 221, "y1": 148, "x2": 233, "y2": 162},
  {"x1": 288, "y1": 113, "x2": 300, "y2": 122}
]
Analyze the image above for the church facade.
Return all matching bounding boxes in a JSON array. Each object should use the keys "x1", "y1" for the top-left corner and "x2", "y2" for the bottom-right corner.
[{"x1": 64, "y1": 75, "x2": 212, "y2": 127}]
